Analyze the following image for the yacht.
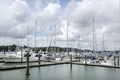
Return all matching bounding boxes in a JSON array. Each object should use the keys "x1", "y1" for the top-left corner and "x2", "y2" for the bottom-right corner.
[{"x1": 3, "y1": 50, "x2": 39, "y2": 63}]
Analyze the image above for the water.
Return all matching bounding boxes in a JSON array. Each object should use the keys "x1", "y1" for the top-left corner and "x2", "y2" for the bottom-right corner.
[{"x1": 0, "y1": 64, "x2": 120, "y2": 80}]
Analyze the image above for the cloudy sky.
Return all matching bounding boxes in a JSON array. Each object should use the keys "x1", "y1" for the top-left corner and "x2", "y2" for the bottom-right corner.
[{"x1": 0, "y1": 0, "x2": 120, "y2": 51}]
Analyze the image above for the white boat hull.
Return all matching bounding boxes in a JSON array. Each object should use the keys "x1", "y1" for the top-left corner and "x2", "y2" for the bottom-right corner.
[{"x1": 3, "y1": 57, "x2": 38, "y2": 63}]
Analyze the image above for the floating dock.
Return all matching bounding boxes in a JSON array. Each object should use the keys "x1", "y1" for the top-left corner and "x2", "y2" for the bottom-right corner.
[
  {"x1": 72, "y1": 62, "x2": 120, "y2": 69},
  {"x1": 0, "y1": 61, "x2": 4, "y2": 63},
  {"x1": 0, "y1": 61, "x2": 69, "y2": 71},
  {"x1": 0, "y1": 59, "x2": 4, "y2": 63},
  {"x1": 0, "y1": 60, "x2": 120, "y2": 71}
]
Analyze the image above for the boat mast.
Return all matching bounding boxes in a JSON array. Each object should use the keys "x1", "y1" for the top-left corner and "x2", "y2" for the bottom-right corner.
[
  {"x1": 46, "y1": 31, "x2": 54, "y2": 54},
  {"x1": 118, "y1": 0, "x2": 120, "y2": 64},
  {"x1": 103, "y1": 33, "x2": 105, "y2": 53},
  {"x1": 93, "y1": 18, "x2": 97, "y2": 55},
  {"x1": 35, "y1": 21, "x2": 37, "y2": 53},
  {"x1": 66, "y1": 20, "x2": 69, "y2": 56},
  {"x1": 95, "y1": 21, "x2": 97, "y2": 53},
  {"x1": 92, "y1": 18, "x2": 95, "y2": 55},
  {"x1": 79, "y1": 36, "x2": 81, "y2": 50},
  {"x1": 26, "y1": 26, "x2": 30, "y2": 76},
  {"x1": 54, "y1": 25, "x2": 56, "y2": 53},
  {"x1": 79, "y1": 36, "x2": 81, "y2": 61},
  {"x1": 46, "y1": 33, "x2": 48, "y2": 53},
  {"x1": 27, "y1": 26, "x2": 30, "y2": 50}
]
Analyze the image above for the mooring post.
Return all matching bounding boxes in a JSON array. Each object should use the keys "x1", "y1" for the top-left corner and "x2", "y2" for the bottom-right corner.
[
  {"x1": 26, "y1": 51, "x2": 30, "y2": 76},
  {"x1": 4, "y1": 48, "x2": 5, "y2": 56},
  {"x1": 85, "y1": 55, "x2": 87, "y2": 64},
  {"x1": 79, "y1": 53, "x2": 80, "y2": 62},
  {"x1": 118, "y1": 55, "x2": 119, "y2": 66},
  {"x1": 21, "y1": 47, "x2": 23, "y2": 65},
  {"x1": 38, "y1": 53, "x2": 41, "y2": 64},
  {"x1": 114, "y1": 55, "x2": 116, "y2": 66},
  {"x1": 70, "y1": 54, "x2": 72, "y2": 67}
]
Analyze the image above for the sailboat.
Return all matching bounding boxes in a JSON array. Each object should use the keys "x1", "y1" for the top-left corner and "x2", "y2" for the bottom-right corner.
[
  {"x1": 3, "y1": 26, "x2": 39, "y2": 63},
  {"x1": 3, "y1": 49, "x2": 38, "y2": 63},
  {"x1": 99, "y1": 29, "x2": 114, "y2": 66}
]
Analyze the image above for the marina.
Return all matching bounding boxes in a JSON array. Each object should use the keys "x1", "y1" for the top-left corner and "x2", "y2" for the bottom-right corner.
[
  {"x1": 0, "y1": 46, "x2": 120, "y2": 80},
  {"x1": 0, "y1": 61, "x2": 120, "y2": 71},
  {"x1": 0, "y1": 0, "x2": 120, "y2": 80}
]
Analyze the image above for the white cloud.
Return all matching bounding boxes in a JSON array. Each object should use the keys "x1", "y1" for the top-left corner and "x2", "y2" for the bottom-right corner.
[
  {"x1": 9, "y1": 0, "x2": 30, "y2": 22},
  {"x1": 56, "y1": 0, "x2": 120, "y2": 50},
  {"x1": 0, "y1": 0, "x2": 30, "y2": 38},
  {"x1": 0, "y1": 0, "x2": 120, "y2": 50},
  {"x1": 33, "y1": 3, "x2": 61, "y2": 26}
]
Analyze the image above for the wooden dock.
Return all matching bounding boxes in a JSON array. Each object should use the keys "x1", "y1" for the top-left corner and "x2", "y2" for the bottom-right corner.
[
  {"x1": 72, "y1": 62, "x2": 120, "y2": 69},
  {"x1": 0, "y1": 61, "x2": 69, "y2": 71},
  {"x1": 0, "y1": 60, "x2": 120, "y2": 71},
  {"x1": 0, "y1": 59, "x2": 4, "y2": 63}
]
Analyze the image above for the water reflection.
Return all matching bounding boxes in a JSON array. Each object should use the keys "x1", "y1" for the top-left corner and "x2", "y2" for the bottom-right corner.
[
  {"x1": 38, "y1": 67, "x2": 41, "y2": 70},
  {"x1": 84, "y1": 66, "x2": 95, "y2": 80},
  {"x1": 84, "y1": 66, "x2": 90, "y2": 80},
  {"x1": 70, "y1": 64, "x2": 72, "y2": 70},
  {"x1": 25, "y1": 75, "x2": 30, "y2": 80},
  {"x1": 69, "y1": 64, "x2": 73, "y2": 80}
]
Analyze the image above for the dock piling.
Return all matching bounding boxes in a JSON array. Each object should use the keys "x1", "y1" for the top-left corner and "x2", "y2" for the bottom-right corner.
[
  {"x1": 79, "y1": 53, "x2": 80, "y2": 62},
  {"x1": 38, "y1": 53, "x2": 41, "y2": 64},
  {"x1": 118, "y1": 55, "x2": 119, "y2": 66},
  {"x1": 4, "y1": 48, "x2": 6, "y2": 56},
  {"x1": 70, "y1": 54, "x2": 72, "y2": 68},
  {"x1": 114, "y1": 56, "x2": 116, "y2": 66},
  {"x1": 21, "y1": 47, "x2": 23, "y2": 65},
  {"x1": 26, "y1": 52, "x2": 30, "y2": 76},
  {"x1": 85, "y1": 55, "x2": 87, "y2": 64}
]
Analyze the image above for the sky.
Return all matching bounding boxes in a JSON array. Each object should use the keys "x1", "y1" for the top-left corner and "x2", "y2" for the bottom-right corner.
[{"x1": 0, "y1": 0, "x2": 120, "y2": 51}]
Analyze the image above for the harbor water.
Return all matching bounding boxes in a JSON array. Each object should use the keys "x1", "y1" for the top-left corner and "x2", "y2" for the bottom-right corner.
[{"x1": 0, "y1": 64, "x2": 120, "y2": 80}]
